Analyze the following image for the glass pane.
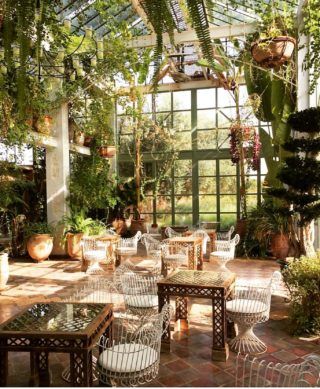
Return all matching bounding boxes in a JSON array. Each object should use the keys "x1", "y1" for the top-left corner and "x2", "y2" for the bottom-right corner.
[
  {"x1": 220, "y1": 214, "x2": 237, "y2": 229},
  {"x1": 140, "y1": 196, "x2": 153, "y2": 213},
  {"x1": 246, "y1": 176, "x2": 258, "y2": 193},
  {"x1": 140, "y1": 213, "x2": 152, "y2": 223},
  {"x1": 217, "y1": 88, "x2": 235, "y2": 107},
  {"x1": 175, "y1": 196, "x2": 192, "y2": 212},
  {"x1": 239, "y1": 85, "x2": 249, "y2": 105},
  {"x1": 220, "y1": 176, "x2": 237, "y2": 194},
  {"x1": 199, "y1": 160, "x2": 216, "y2": 176},
  {"x1": 199, "y1": 177, "x2": 216, "y2": 194},
  {"x1": 197, "y1": 89, "x2": 215, "y2": 108},
  {"x1": 199, "y1": 213, "x2": 217, "y2": 223},
  {"x1": 156, "y1": 213, "x2": 172, "y2": 227},
  {"x1": 158, "y1": 178, "x2": 172, "y2": 195},
  {"x1": 220, "y1": 195, "x2": 237, "y2": 212},
  {"x1": 198, "y1": 129, "x2": 221, "y2": 150},
  {"x1": 261, "y1": 158, "x2": 268, "y2": 175},
  {"x1": 173, "y1": 91, "x2": 191, "y2": 110},
  {"x1": 118, "y1": 162, "x2": 134, "y2": 178},
  {"x1": 143, "y1": 94, "x2": 152, "y2": 113},
  {"x1": 155, "y1": 92, "x2": 171, "y2": 112},
  {"x1": 176, "y1": 131, "x2": 191, "y2": 150},
  {"x1": 175, "y1": 160, "x2": 192, "y2": 177},
  {"x1": 175, "y1": 178, "x2": 192, "y2": 195},
  {"x1": 216, "y1": 129, "x2": 230, "y2": 148},
  {"x1": 117, "y1": 116, "x2": 134, "y2": 134},
  {"x1": 157, "y1": 196, "x2": 172, "y2": 212},
  {"x1": 247, "y1": 194, "x2": 258, "y2": 209},
  {"x1": 175, "y1": 213, "x2": 193, "y2": 225},
  {"x1": 199, "y1": 195, "x2": 217, "y2": 212},
  {"x1": 173, "y1": 111, "x2": 191, "y2": 132},
  {"x1": 156, "y1": 112, "x2": 171, "y2": 127},
  {"x1": 220, "y1": 159, "x2": 237, "y2": 175},
  {"x1": 119, "y1": 135, "x2": 134, "y2": 153},
  {"x1": 197, "y1": 109, "x2": 215, "y2": 129},
  {"x1": 217, "y1": 108, "x2": 236, "y2": 127}
]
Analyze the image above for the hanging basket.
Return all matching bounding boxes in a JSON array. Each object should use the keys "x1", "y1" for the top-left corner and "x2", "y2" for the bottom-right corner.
[
  {"x1": 98, "y1": 145, "x2": 116, "y2": 158},
  {"x1": 251, "y1": 36, "x2": 296, "y2": 68}
]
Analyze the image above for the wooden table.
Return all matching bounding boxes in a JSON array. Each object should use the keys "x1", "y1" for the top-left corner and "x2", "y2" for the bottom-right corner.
[
  {"x1": 157, "y1": 269, "x2": 235, "y2": 361},
  {"x1": 165, "y1": 236, "x2": 203, "y2": 270},
  {"x1": 183, "y1": 229, "x2": 217, "y2": 256},
  {"x1": 0, "y1": 302, "x2": 113, "y2": 387}
]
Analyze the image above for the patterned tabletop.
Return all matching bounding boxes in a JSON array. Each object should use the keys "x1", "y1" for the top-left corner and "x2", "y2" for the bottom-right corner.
[
  {"x1": 166, "y1": 236, "x2": 203, "y2": 244},
  {"x1": 157, "y1": 270, "x2": 236, "y2": 288},
  {"x1": 0, "y1": 302, "x2": 107, "y2": 333}
]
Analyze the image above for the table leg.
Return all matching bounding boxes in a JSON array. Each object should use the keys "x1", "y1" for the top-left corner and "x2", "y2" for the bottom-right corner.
[
  {"x1": 212, "y1": 294, "x2": 229, "y2": 362},
  {"x1": 197, "y1": 243, "x2": 203, "y2": 270},
  {"x1": 188, "y1": 245, "x2": 195, "y2": 270},
  {"x1": 70, "y1": 350, "x2": 93, "y2": 387},
  {"x1": 30, "y1": 351, "x2": 50, "y2": 387},
  {"x1": 158, "y1": 293, "x2": 170, "y2": 352},
  {"x1": 0, "y1": 350, "x2": 8, "y2": 386}
]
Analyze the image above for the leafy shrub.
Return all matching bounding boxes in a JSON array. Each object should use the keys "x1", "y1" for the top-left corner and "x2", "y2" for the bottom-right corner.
[{"x1": 282, "y1": 255, "x2": 320, "y2": 335}]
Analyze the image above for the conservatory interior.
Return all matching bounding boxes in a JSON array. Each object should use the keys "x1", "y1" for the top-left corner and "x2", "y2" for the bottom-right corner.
[{"x1": 0, "y1": 0, "x2": 320, "y2": 387}]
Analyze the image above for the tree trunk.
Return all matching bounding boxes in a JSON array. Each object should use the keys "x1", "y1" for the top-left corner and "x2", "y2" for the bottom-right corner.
[{"x1": 300, "y1": 222, "x2": 315, "y2": 257}]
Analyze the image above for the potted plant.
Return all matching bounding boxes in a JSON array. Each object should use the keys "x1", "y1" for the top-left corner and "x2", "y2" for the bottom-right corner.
[
  {"x1": 25, "y1": 222, "x2": 54, "y2": 262},
  {"x1": 0, "y1": 246, "x2": 9, "y2": 290}
]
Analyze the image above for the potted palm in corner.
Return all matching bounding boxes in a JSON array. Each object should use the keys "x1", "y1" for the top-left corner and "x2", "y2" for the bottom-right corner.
[{"x1": 25, "y1": 222, "x2": 54, "y2": 262}]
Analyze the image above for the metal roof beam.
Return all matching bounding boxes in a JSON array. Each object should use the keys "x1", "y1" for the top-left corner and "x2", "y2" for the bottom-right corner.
[
  {"x1": 129, "y1": 22, "x2": 256, "y2": 48},
  {"x1": 130, "y1": 0, "x2": 154, "y2": 33}
]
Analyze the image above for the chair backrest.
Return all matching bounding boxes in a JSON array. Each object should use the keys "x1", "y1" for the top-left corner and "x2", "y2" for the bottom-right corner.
[
  {"x1": 119, "y1": 231, "x2": 142, "y2": 249},
  {"x1": 164, "y1": 226, "x2": 181, "y2": 238},
  {"x1": 216, "y1": 225, "x2": 235, "y2": 240},
  {"x1": 192, "y1": 229, "x2": 210, "y2": 254},
  {"x1": 235, "y1": 354, "x2": 320, "y2": 387},
  {"x1": 81, "y1": 237, "x2": 109, "y2": 260},
  {"x1": 141, "y1": 233, "x2": 162, "y2": 255},
  {"x1": 215, "y1": 234, "x2": 240, "y2": 257}
]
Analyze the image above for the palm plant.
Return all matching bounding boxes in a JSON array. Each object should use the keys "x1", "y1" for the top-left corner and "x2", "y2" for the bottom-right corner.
[{"x1": 60, "y1": 211, "x2": 96, "y2": 236}]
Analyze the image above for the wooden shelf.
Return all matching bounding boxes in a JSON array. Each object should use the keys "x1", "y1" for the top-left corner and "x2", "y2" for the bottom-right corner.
[{"x1": 69, "y1": 143, "x2": 91, "y2": 155}]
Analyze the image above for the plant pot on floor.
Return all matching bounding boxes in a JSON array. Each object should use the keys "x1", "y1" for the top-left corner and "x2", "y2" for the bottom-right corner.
[
  {"x1": 66, "y1": 232, "x2": 84, "y2": 260},
  {"x1": 27, "y1": 234, "x2": 54, "y2": 262},
  {"x1": 130, "y1": 219, "x2": 147, "y2": 234},
  {"x1": 0, "y1": 253, "x2": 9, "y2": 290},
  {"x1": 251, "y1": 36, "x2": 296, "y2": 68},
  {"x1": 270, "y1": 233, "x2": 290, "y2": 259},
  {"x1": 98, "y1": 146, "x2": 116, "y2": 158}
]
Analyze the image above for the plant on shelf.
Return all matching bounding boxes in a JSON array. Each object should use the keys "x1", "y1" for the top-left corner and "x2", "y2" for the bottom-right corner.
[
  {"x1": 25, "y1": 221, "x2": 54, "y2": 262},
  {"x1": 282, "y1": 255, "x2": 320, "y2": 336},
  {"x1": 268, "y1": 107, "x2": 320, "y2": 257}
]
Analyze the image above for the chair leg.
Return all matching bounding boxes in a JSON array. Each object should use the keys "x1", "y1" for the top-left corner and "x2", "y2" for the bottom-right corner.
[
  {"x1": 229, "y1": 323, "x2": 267, "y2": 354},
  {"x1": 86, "y1": 261, "x2": 105, "y2": 275}
]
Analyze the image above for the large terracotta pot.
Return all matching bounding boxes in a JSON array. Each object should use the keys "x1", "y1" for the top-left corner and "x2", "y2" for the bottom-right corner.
[
  {"x1": 36, "y1": 115, "x2": 53, "y2": 135},
  {"x1": 270, "y1": 233, "x2": 290, "y2": 260},
  {"x1": 130, "y1": 219, "x2": 147, "y2": 234},
  {"x1": 0, "y1": 253, "x2": 9, "y2": 290},
  {"x1": 27, "y1": 234, "x2": 53, "y2": 262},
  {"x1": 251, "y1": 36, "x2": 296, "y2": 68},
  {"x1": 66, "y1": 232, "x2": 84, "y2": 260},
  {"x1": 236, "y1": 218, "x2": 247, "y2": 240}
]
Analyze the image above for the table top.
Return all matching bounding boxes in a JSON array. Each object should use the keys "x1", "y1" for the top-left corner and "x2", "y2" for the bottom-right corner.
[
  {"x1": 157, "y1": 270, "x2": 236, "y2": 289},
  {"x1": 92, "y1": 234, "x2": 120, "y2": 241},
  {"x1": 166, "y1": 236, "x2": 202, "y2": 244},
  {"x1": 0, "y1": 302, "x2": 111, "y2": 336}
]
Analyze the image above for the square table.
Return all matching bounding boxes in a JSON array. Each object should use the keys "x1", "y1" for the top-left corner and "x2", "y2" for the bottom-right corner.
[
  {"x1": 165, "y1": 236, "x2": 203, "y2": 270},
  {"x1": 157, "y1": 269, "x2": 236, "y2": 361},
  {"x1": 0, "y1": 302, "x2": 113, "y2": 387},
  {"x1": 183, "y1": 229, "x2": 217, "y2": 257}
]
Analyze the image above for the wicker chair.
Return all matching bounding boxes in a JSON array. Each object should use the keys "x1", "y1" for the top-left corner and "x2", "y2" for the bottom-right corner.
[
  {"x1": 141, "y1": 233, "x2": 162, "y2": 256},
  {"x1": 210, "y1": 234, "x2": 240, "y2": 272},
  {"x1": 226, "y1": 271, "x2": 281, "y2": 354},
  {"x1": 97, "y1": 304, "x2": 173, "y2": 387},
  {"x1": 235, "y1": 354, "x2": 320, "y2": 387},
  {"x1": 216, "y1": 225, "x2": 235, "y2": 240},
  {"x1": 164, "y1": 226, "x2": 181, "y2": 238},
  {"x1": 62, "y1": 279, "x2": 124, "y2": 383},
  {"x1": 161, "y1": 242, "x2": 189, "y2": 273},
  {"x1": 81, "y1": 237, "x2": 110, "y2": 275},
  {"x1": 191, "y1": 229, "x2": 210, "y2": 255},
  {"x1": 115, "y1": 231, "x2": 142, "y2": 265}
]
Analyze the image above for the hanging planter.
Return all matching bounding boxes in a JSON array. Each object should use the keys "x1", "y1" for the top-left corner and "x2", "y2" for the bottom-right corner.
[
  {"x1": 251, "y1": 36, "x2": 296, "y2": 68},
  {"x1": 98, "y1": 145, "x2": 116, "y2": 158}
]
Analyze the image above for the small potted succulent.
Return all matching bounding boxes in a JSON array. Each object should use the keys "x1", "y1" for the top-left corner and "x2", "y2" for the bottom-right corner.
[{"x1": 25, "y1": 222, "x2": 55, "y2": 262}]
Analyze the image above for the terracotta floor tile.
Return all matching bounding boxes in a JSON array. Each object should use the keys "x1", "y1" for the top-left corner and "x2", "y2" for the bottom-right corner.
[
  {"x1": 271, "y1": 350, "x2": 301, "y2": 362},
  {"x1": 165, "y1": 359, "x2": 190, "y2": 372}
]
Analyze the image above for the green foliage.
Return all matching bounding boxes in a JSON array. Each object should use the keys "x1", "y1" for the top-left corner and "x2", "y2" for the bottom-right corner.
[
  {"x1": 60, "y1": 211, "x2": 96, "y2": 235},
  {"x1": 282, "y1": 255, "x2": 320, "y2": 335},
  {"x1": 24, "y1": 221, "x2": 55, "y2": 238},
  {"x1": 287, "y1": 107, "x2": 320, "y2": 133},
  {"x1": 282, "y1": 138, "x2": 320, "y2": 153}
]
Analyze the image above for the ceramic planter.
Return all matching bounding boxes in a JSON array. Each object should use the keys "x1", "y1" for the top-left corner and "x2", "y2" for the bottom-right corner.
[
  {"x1": 36, "y1": 115, "x2": 53, "y2": 135},
  {"x1": 66, "y1": 232, "x2": 84, "y2": 260},
  {"x1": 270, "y1": 233, "x2": 290, "y2": 259},
  {"x1": 0, "y1": 253, "x2": 9, "y2": 290},
  {"x1": 130, "y1": 219, "x2": 147, "y2": 234},
  {"x1": 74, "y1": 131, "x2": 85, "y2": 146},
  {"x1": 251, "y1": 36, "x2": 296, "y2": 68},
  {"x1": 98, "y1": 146, "x2": 116, "y2": 158},
  {"x1": 27, "y1": 234, "x2": 53, "y2": 262}
]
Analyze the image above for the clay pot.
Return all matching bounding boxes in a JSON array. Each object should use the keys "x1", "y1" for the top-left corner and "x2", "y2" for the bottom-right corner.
[
  {"x1": 236, "y1": 218, "x2": 247, "y2": 240},
  {"x1": 98, "y1": 146, "x2": 116, "y2": 158},
  {"x1": 130, "y1": 219, "x2": 147, "y2": 234},
  {"x1": 270, "y1": 233, "x2": 290, "y2": 259},
  {"x1": 74, "y1": 131, "x2": 85, "y2": 146},
  {"x1": 251, "y1": 36, "x2": 296, "y2": 68},
  {"x1": 66, "y1": 232, "x2": 84, "y2": 260},
  {"x1": 84, "y1": 136, "x2": 93, "y2": 147},
  {"x1": 27, "y1": 234, "x2": 53, "y2": 262},
  {"x1": 0, "y1": 253, "x2": 9, "y2": 290},
  {"x1": 36, "y1": 115, "x2": 53, "y2": 135},
  {"x1": 112, "y1": 219, "x2": 126, "y2": 235}
]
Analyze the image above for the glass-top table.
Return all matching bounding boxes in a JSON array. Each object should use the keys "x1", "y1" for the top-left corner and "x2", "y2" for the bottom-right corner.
[{"x1": 0, "y1": 302, "x2": 113, "y2": 387}]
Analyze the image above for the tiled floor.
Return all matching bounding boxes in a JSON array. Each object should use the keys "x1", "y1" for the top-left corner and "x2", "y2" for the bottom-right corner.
[{"x1": 0, "y1": 255, "x2": 319, "y2": 387}]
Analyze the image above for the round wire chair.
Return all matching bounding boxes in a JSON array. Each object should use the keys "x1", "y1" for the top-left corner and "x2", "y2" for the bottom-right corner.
[
  {"x1": 191, "y1": 229, "x2": 210, "y2": 255},
  {"x1": 164, "y1": 226, "x2": 181, "y2": 238},
  {"x1": 81, "y1": 237, "x2": 110, "y2": 275},
  {"x1": 97, "y1": 304, "x2": 173, "y2": 387},
  {"x1": 235, "y1": 353, "x2": 320, "y2": 387},
  {"x1": 226, "y1": 271, "x2": 281, "y2": 354},
  {"x1": 216, "y1": 225, "x2": 235, "y2": 240},
  {"x1": 161, "y1": 242, "x2": 189, "y2": 274},
  {"x1": 141, "y1": 233, "x2": 162, "y2": 256},
  {"x1": 62, "y1": 279, "x2": 124, "y2": 383},
  {"x1": 115, "y1": 231, "x2": 142, "y2": 265},
  {"x1": 210, "y1": 234, "x2": 240, "y2": 272}
]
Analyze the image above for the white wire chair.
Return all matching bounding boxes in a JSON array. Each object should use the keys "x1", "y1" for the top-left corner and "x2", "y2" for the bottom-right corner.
[
  {"x1": 235, "y1": 353, "x2": 320, "y2": 387},
  {"x1": 97, "y1": 304, "x2": 173, "y2": 387},
  {"x1": 62, "y1": 279, "x2": 124, "y2": 383},
  {"x1": 164, "y1": 226, "x2": 182, "y2": 238},
  {"x1": 115, "y1": 231, "x2": 142, "y2": 265},
  {"x1": 120, "y1": 271, "x2": 163, "y2": 315},
  {"x1": 216, "y1": 225, "x2": 235, "y2": 240},
  {"x1": 141, "y1": 233, "x2": 162, "y2": 256},
  {"x1": 161, "y1": 242, "x2": 189, "y2": 273},
  {"x1": 210, "y1": 234, "x2": 240, "y2": 272},
  {"x1": 191, "y1": 229, "x2": 210, "y2": 255},
  {"x1": 81, "y1": 237, "x2": 110, "y2": 275},
  {"x1": 226, "y1": 271, "x2": 282, "y2": 354}
]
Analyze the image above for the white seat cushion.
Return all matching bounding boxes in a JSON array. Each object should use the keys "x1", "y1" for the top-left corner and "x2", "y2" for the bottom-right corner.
[
  {"x1": 210, "y1": 251, "x2": 232, "y2": 258},
  {"x1": 84, "y1": 250, "x2": 106, "y2": 261},
  {"x1": 164, "y1": 254, "x2": 186, "y2": 263},
  {"x1": 116, "y1": 248, "x2": 137, "y2": 255},
  {"x1": 226, "y1": 299, "x2": 268, "y2": 314},
  {"x1": 125, "y1": 294, "x2": 158, "y2": 308},
  {"x1": 98, "y1": 343, "x2": 157, "y2": 373}
]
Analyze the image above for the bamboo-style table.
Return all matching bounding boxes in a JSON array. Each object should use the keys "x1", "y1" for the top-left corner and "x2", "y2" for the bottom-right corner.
[
  {"x1": 0, "y1": 302, "x2": 113, "y2": 387},
  {"x1": 165, "y1": 236, "x2": 203, "y2": 270},
  {"x1": 157, "y1": 269, "x2": 236, "y2": 361},
  {"x1": 183, "y1": 229, "x2": 217, "y2": 256}
]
